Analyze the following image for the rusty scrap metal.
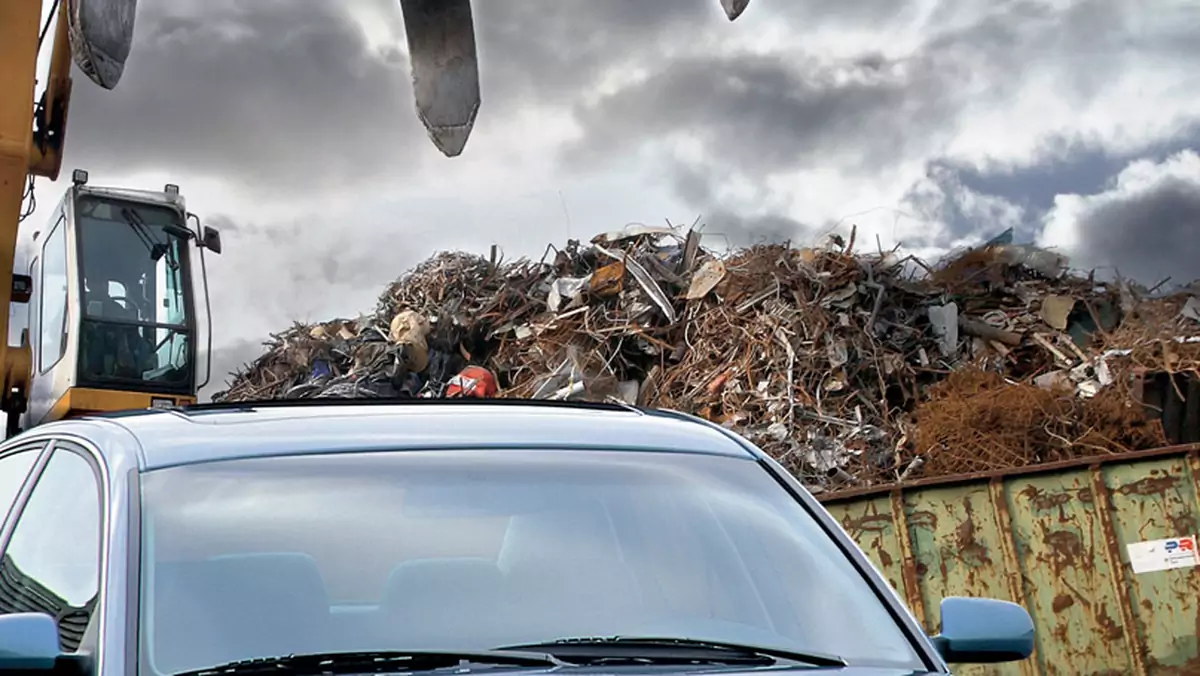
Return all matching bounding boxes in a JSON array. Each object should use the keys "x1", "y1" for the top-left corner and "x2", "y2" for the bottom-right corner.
[{"x1": 212, "y1": 226, "x2": 1200, "y2": 494}]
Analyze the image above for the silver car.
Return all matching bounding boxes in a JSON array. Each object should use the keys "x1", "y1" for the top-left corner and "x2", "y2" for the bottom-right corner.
[{"x1": 0, "y1": 399, "x2": 1034, "y2": 676}]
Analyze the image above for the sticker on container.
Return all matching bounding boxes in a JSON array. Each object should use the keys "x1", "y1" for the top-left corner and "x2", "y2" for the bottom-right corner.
[{"x1": 1126, "y1": 535, "x2": 1200, "y2": 574}]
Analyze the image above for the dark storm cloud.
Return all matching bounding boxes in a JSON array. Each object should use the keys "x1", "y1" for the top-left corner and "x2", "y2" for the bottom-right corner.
[
  {"x1": 58, "y1": 0, "x2": 1200, "y2": 258},
  {"x1": 565, "y1": 0, "x2": 1182, "y2": 177},
  {"x1": 1065, "y1": 176, "x2": 1200, "y2": 287},
  {"x1": 469, "y1": 0, "x2": 928, "y2": 110},
  {"x1": 897, "y1": 124, "x2": 1200, "y2": 248},
  {"x1": 358, "y1": 0, "x2": 936, "y2": 128},
  {"x1": 60, "y1": 0, "x2": 728, "y2": 191},
  {"x1": 62, "y1": 0, "x2": 794, "y2": 190},
  {"x1": 552, "y1": 3, "x2": 972, "y2": 245},
  {"x1": 561, "y1": 0, "x2": 1200, "y2": 246},
  {"x1": 66, "y1": 0, "x2": 423, "y2": 193},
  {"x1": 946, "y1": 124, "x2": 1200, "y2": 214},
  {"x1": 556, "y1": 0, "x2": 995, "y2": 176},
  {"x1": 62, "y1": 0, "x2": 1200, "y2": 197},
  {"x1": 916, "y1": 0, "x2": 1198, "y2": 94},
  {"x1": 702, "y1": 209, "x2": 811, "y2": 248},
  {"x1": 564, "y1": 51, "x2": 953, "y2": 177},
  {"x1": 900, "y1": 162, "x2": 1036, "y2": 247},
  {"x1": 560, "y1": 47, "x2": 957, "y2": 247},
  {"x1": 472, "y1": 0, "x2": 716, "y2": 107},
  {"x1": 207, "y1": 212, "x2": 399, "y2": 292},
  {"x1": 670, "y1": 161, "x2": 814, "y2": 246},
  {"x1": 670, "y1": 163, "x2": 716, "y2": 208}
]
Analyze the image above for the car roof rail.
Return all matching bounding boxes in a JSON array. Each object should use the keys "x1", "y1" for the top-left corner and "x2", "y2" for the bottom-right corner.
[{"x1": 174, "y1": 397, "x2": 644, "y2": 416}]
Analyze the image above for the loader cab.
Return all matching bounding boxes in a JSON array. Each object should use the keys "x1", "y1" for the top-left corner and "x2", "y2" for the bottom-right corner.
[{"x1": 17, "y1": 174, "x2": 220, "y2": 431}]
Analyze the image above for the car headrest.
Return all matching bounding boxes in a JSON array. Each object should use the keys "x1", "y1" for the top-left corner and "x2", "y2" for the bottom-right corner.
[
  {"x1": 382, "y1": 557, "x2": 504, "y2": 610},
  {"x1": 380, "y1": 558, "x2": 508, "y2": 648}
]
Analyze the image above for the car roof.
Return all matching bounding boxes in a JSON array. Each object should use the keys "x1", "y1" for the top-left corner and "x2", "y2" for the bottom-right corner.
[{"x1": 62, "y1": 400, "x2": 760, "y2": 470}]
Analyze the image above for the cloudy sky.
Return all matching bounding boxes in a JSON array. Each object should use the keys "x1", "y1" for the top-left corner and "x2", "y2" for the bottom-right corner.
[{"x1": 22, "y1": 0, "x2": 1200, "y2": 399}]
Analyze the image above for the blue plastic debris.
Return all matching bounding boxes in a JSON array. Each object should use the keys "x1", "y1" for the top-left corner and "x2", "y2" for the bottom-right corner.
[{"x1": 312, "y1": 360, "x2": 332, "y2": 379}]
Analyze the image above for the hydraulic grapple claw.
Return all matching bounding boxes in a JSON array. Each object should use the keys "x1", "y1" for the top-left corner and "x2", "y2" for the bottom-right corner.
[{"x1": 398, "y1": 0, "x2": 481, "y2": 157}]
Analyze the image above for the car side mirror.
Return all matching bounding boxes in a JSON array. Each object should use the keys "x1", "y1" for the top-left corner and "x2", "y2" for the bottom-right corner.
[
  {"x1": 0, "y1": 612, "x2": 61, "y2": 671},
  {"x1": 202, "y1": 226, "x2": 222, "y2": 255},
  {"x1": 930, "y1": 597, "x2": 1034, "y2": 664}
]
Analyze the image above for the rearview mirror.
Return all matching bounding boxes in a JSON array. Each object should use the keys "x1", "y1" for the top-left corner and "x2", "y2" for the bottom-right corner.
[
  {"x1": 0, "y1": 612, "x2": 61, "y2": 670},
  {"x1": 202, "y1": 226, "x2": 222, "y2": 255},
  {"x1": 930, "y1": 597, "x2": 1034, "y2": 664}
]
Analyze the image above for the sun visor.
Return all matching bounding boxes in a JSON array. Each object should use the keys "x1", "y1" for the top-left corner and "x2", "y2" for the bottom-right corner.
[{"x1": 66, "y1": 0, "x2": 138, "y2": 90}]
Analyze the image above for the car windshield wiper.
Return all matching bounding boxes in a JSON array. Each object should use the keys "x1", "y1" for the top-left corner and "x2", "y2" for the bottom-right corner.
[
  {"x1": 173, "y1": 649, "x2": 571, "y2": 676},
  {"x1": 493, "y1": 637, "x2": 847, "y2": 668}
]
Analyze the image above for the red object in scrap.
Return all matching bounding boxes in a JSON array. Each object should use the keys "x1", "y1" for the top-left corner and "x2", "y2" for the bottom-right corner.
[{"x1": 445, "y1": 366, "x2": 498, "y2": 398}]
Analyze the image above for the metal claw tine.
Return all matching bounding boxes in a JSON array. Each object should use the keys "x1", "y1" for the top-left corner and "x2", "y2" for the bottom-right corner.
[
  {"x1": 720, "y1": 0, "x2": 751, "y2": 21},
  {"x1": 398, "y1": 0, "x2": 481, "y2": 157}
]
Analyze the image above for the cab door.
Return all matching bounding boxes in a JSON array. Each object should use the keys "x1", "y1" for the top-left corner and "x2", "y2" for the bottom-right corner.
[{"x1": 24, "y1": 207, "x2": 78, "y2": 429}]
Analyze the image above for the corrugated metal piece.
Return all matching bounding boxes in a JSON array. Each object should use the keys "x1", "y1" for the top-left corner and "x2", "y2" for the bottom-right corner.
[{"x1": 821, "y1": 444, "x2": 1200, "y2": 676}]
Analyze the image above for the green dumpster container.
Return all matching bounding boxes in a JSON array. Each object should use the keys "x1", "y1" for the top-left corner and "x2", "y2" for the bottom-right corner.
[{"x1": 819, "y1": 444, "x2": 1200, "y2": 676}]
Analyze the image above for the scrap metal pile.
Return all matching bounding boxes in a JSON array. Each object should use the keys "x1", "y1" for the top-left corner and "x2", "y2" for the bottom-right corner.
[{"x1": 213, "y1": 225, "x2": 1200, "y2": 493}]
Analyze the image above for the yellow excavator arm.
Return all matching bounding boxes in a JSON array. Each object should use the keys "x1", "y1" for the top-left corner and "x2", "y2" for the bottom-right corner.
[{"x1": 0, "y1": 2, "x2": 59, "y2": 434}]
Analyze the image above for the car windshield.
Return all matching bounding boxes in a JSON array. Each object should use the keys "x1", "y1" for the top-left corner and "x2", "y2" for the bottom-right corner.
[{"x1": 137, "y1": 450, "x2": 924, "y2": 674}]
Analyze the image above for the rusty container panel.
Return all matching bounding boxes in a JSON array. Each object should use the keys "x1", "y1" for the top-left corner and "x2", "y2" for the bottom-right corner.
[
  {"x1": 820, "y1": 445, "x2": 1200, "y2": 676},
  {"x1": 1007, "y1": 470, "x2": 1134, "y2": 674},
  {"x1": 1102, "y1": 456, "x2": 1200, "y2": 674}
]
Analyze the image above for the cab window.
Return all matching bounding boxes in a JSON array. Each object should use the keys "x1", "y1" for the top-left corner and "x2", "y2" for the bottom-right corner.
[{"x1": 39, "y1": 216, "x2": 69, "y2": 373}]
